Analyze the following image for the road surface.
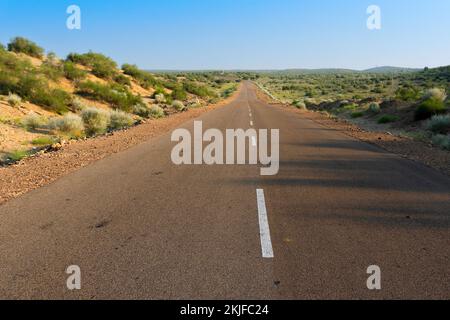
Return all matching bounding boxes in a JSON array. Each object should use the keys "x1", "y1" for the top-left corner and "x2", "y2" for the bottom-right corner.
[{"x1": 0, "y1": 81, "x2": 449, "y2": 299}]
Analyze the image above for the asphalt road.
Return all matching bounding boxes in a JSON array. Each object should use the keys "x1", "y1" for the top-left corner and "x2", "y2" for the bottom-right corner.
[{"x1": 0, "y1": 81, "x2": 449, "y2": 299}]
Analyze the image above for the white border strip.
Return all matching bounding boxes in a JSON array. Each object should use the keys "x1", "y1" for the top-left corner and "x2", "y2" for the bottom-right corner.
[{"x1": 256, "y1": 189, "x2": 274, "y2": 258}]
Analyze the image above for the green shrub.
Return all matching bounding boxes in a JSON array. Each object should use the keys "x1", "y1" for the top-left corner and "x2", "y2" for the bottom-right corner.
[
  {"x1": 49, "y1": 113, "x2": 85, "y2": 137},
  {"x1": 432, "y1": 134, "x2": 450, "y2": 150},
  {"x1": 76, "y1": 81, "x2": 142, "y2": 112},
  {"x1": 63, "y1": 61, "x2": 86, "y2": 81},
  {"x1": 149, "y1": 105, "x2": 165, "y2": 119},
  {"x1": 172, "y1": 100, "x2": 186, "y2": 112},
  {"x1": 183, "y1": 82, "x2": 215, "y2": 98},
  {"x1": 426, "y1": 115, "x2": 450, "y2": 134},
  {"x1": 171, "y1": 86, "x2": 188, "y2": 101},
  {"x1": 155, "y1": 93, "x2": 166, "y2": 103},
  {"x1": 39, "y1": 62, "x2": 64, "y2": 81},
  {"x1": 114, "y1": 74, "x2": 131, "y2": 86},
  {"x1": 368, "y1": 102, "x2": 381, "y2": 114},
  {"x1": 132, "y1": 103, "x2": 151, "y2": 118},
  {"x1": 71, "y1": 97, "x2": 87, "y2": 111},
  {"x1": 122, "y1": 64, "x2": 158, "y2": 88},
  {"x1": 377, "y1": 115, "x2": 399, "y2": 124},
  {"x1": 22, "y1": 113, "x2": 48, "y2": 130},
  {"x1": 7, "y1": 93, "x2": 22, "y2": 107},
  {"x1": 81, "y1": 107, "x2": 110, "y2": 136},
  {"x1": 6, "y1": 150, "x2": 29, "y2": 162},
  {"x1": 67, "y1": 52, "x2": 117, "y2": 69},
  {"x1": 92, "y1": 61, "x2": 117, "y2": 79},
  {"x1": 395, "y1": 86, "x2": 420, "y2": 101},
  {"x1": 109, "y1": 110, "x2": 134, "y2": 130},
  {"x1": 30, "y1": 88, "x2": 71, "y2": 114},
  {"x1": 7, "y1": 37, "x2": 44, "y2": 58},
  {"x1": 351, "y1": 111, "x2": 364, "y2": 118},
  {"x1": 415, "y1": 97, "x2": 447, "y2": 121},
  {"x1": 31, "y1": 136, "x2": 57, "y2": 146}
]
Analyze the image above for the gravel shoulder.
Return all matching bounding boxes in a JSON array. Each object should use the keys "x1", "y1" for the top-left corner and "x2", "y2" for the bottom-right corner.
[{"x1": 0, "y1": 86, "x2": 242, "y2": 206}]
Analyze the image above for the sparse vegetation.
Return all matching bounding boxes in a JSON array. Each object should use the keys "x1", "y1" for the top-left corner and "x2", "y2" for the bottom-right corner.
[
  {"x1": 7, "y1": 93, "x2": 22, "y2": 107},
  {"x1": 426, "y1": 115, "x2": 450, "y2": 134},
  {"x1": 49, "y1": 113, "x2": 85, "y2": 137},
  {"x1": 6, "y1": 150, "x2": 29, "y2": 162},
  {"x1": 172, "y1": 100, "x2": 186, "y2": 112},
  {"x1": 31, "y1": 136, "x2": 57, "y2": 146},
  {"x1": 63, "y1": 61, "x2": 87, "y2": 81},
  {"x1": 109, "y1": 110, "x2": 135, "y2": 130},
  {"x1": 21, "y1": 113, "x2": 47, "y2": 130},
  {"x1": 149, "y1": 105, "x2": 165, "y2": 119}
]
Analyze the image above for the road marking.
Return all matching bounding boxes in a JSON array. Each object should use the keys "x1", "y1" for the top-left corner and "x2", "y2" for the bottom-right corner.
[
  {"x1": 251, "y1": 135, "x2": 257, "y2": 147},
  {"x1": 250, "y1": 120, "x2": 254, "y2": 127},
  {"x1": 256, "y1": 189, "x2": 274, "y2": 258}
]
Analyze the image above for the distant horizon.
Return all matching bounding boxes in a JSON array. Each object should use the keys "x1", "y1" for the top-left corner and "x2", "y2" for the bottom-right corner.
[{"x1": 1, "y1": 0, "x2": 449, "y2": 70}]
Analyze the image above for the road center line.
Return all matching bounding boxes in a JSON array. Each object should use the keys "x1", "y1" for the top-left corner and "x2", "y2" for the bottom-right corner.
[
  {"x1": 250, "y1": 120, "x2": 254, "y2": 127},
  {"x1": 256, "y1": 189, "x2": 274, "y2": 258}
]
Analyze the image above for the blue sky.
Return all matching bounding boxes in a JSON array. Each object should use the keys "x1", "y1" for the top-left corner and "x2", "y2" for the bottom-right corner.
[{"x1": 0, "y1": 0, "x2": 449, "y2": 70}]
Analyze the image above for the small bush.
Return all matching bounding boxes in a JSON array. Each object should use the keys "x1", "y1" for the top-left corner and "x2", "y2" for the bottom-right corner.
[
  {"x1": 155, "y1": 93, "x2": 166, "y2": 103},
  {"x1": 415, "y1": 97, "x2": 447, "y2": 121},
  {"x1": 31, "y1": 88, "x2": 71, "y2": 114},
  {"x1": 432, "y1": 134, "x2": 450, "y2": 150},
  {"x1": 368, "y1": 102, "x2": 381, "y2": 114},
  {"x1": 109, "y1": 110, "x2": 134, "y2": 130},
  {"x1": 426, "y1": 115, "x2": 450, "y2": 134},
  {"x1": 171, "y1": 86, "x2": 188, "y2": 101},
  {"x1": 7, "y1": 93, "x2": 22, "y2": 107},
  {"x1": 114, "y1": 74, "x2": 131, "y2": 86},
  {"x1": 377, "y1": 115, "x2": 399, "y2": 124},
  {"x1": 92, "y1": 61, "x2": 117, "y2": 79},
  {"x1": 7, "y1": 37, "x2": 44, "y2": 58},
  {"x1": 63, "y1": 61, "x2": 87, "y2": 81},
  {"x1": 76, "y1": 81, "x2": 141, "y2": 112},
  {"x1": 71, "y1": 97, "x2": 87, "y2": 111},
  {"x1": 31, "y1": 136, "x2": 57, "y2": 146},
  {"x1": 122, "y1": 64, "x2": 158, "y2": 88},
  {"x1": 149, "y1": 105, "x2": 165, "y2": 119},
  {"x1": 50, "y1": 113, "x2": 85, "y2": 137},
  {"x1": 172, "y1": 100, "x2": 186, "y2": 112},
  {"x1": 132, "y1": 103, "x2": 151, "y2": 118},
  {"x1": 424, "y1": 88, "x2": 447, "y2": 102},
  {"x1": 22, "y1": 113, "x2": 47, "y2": 130},
  {"x1": 395, "y1": 86, "x2": 420, "y2": 102},
  {"x1": 7, "y1": 150, "x2": 29, "y2": 162},
  {"x1": 81, "y1": 108, "x2": 110, "y2": 136}
]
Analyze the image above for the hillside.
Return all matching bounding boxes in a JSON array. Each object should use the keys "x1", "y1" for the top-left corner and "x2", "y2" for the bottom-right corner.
[{"x1": 0, "y1": 37, "x2": 239, "y2": 164}]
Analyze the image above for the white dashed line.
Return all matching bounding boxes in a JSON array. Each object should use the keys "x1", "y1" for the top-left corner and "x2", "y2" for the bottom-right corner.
[
  {"x1": 250, "y1": 120, "x2": 254, "y2": 127},
  {"x1": 256, "y1": 189, "x2": 274, "y2": 258}
]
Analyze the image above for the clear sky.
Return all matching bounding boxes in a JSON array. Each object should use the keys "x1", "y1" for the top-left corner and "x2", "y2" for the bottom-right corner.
[{"x1": 0, "y1": 0, "x2": 449, "y2": 70}]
